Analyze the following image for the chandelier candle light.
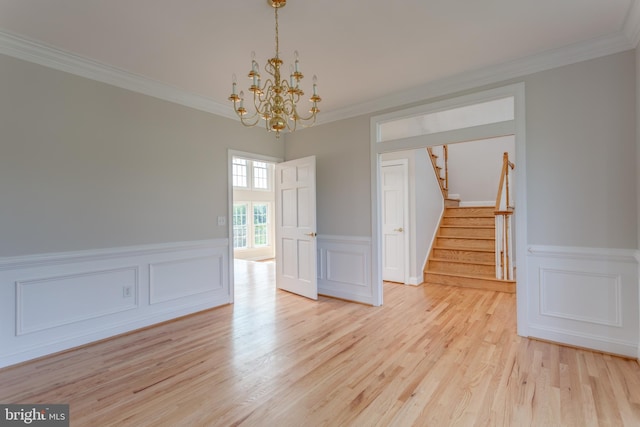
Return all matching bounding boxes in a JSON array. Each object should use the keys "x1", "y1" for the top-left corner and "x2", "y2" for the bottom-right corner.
[{"x1": 229, "y1": 0, "x2": 321, "y2": 139}]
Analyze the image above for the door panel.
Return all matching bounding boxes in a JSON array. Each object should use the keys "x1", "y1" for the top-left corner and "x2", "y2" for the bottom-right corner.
[
  {"x1": 381, "y1": 161, "x2": 407, "y2": 283},
  {"x1": 275, "y1": 156, "x2": 318, "y2": 300}
]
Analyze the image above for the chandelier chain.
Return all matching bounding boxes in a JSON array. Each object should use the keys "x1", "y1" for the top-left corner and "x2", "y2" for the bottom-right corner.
[{"x1": 275, "y1": 6, "x2": 279, "y2": 59}]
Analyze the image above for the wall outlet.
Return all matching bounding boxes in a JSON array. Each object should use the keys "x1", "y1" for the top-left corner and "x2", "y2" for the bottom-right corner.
[
  {"x1": 217, "y1": 216, "x2": 226, "y2": 226},
  {"x1": 123, "y1": 286, "x2": 133, "y2": 298}
]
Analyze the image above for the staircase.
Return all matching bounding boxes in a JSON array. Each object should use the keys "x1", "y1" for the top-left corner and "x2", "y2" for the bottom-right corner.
[{"x1": 423, "y1": 206, "x2": 516, "y2": 293}]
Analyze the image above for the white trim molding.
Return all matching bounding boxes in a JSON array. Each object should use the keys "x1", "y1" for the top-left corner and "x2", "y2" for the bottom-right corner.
[
  {"x1": 526, "y1": 245, "x2": 639, "y2": 358},
  {"x1": 0, "y1": 24, "x2": 635, "y2": 128},
  {"x1": 0, "y1": 30, "x2": 235, "y2": 121},
  {"x1": 637, "y1": 250, "x2": 640, "y2": 360},
  {"x1": 624, "y1": 0, "x2": 640, "y2": 48},
  {"x1": 319, "y1": 32, "x2": 634, "y2": 125},
  {"x1": 528, "y1": 245, "x2": 639, "y2": 263},
  {"x1": 0, "y1": 239, "x2": 230, "y2": 368}
]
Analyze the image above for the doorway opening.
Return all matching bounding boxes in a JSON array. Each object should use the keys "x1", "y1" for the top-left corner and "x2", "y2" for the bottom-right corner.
[
  {"x1": 380, "y1": 159, "x2": 410, "y2": 284},
  {"x1": 228, "y1": 150, "x2": 281, "y2": 303},
  {"x1": 379, "y1": 136, "x2": 516, "y2": 287},
  {"x1": 370, "y1": 83, "x2": 527, "y2": 336}
]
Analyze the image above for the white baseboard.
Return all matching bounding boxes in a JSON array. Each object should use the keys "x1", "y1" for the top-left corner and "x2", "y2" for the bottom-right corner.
[
  {"x1": 528, "y1": 324, "x2": 638, "y2": 358},
  {"x1": 526, "y1": 245, "x2": 638, "y2": 358},
  {"x1": 407, "y1": 276, "x2": 423, "y2": 286},
  {"x1": 0, "y1": 239, "x2": 230, "y2": 368}
]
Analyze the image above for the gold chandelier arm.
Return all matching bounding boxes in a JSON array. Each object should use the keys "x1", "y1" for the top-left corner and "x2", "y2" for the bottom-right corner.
[
  {"x1": 293, "y1": 111, "x2": 319, "y2": 127},
  {"x1": 234, "y1": 103, "x2": 261, "y2": 127},
  {"x1": 238, "y1": 112, "x2": 261, "y2": 127}
]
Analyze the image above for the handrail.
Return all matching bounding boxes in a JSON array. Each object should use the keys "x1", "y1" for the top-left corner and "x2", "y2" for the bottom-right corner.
[
  {"x1": 427, "y1": 145, "x2": 448, "y2": 199},
  {"x1": 495, "y1": 152, "x2": 515, "y2": 212},
  {"x1": 494, "y1": 152, "x2": 515, "y2": 281}
]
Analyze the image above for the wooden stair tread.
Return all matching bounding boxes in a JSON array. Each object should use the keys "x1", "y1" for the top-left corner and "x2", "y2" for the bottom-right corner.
[
  {"x1": 444, "y1": 199, "x2": 460, "y2": 207},
  {"x1": 441, "y1": 225, "x2": 494, "y2": 229},
  {"x1": 444, "y1": 207, "x2": 494, "y2": 218},
  {"x1": 425, "y1": 270, "x2": 497, "y2": 280},
  {"x1": 429, "y1": 257, "x2": 495, "y2": 267},
  {"x1": 423, "y1": 271, "x2": 516, "y2": 293},
  {"x1": 437, "y1": 236, "x2": 494, "y2": 241},
  {"x1": 432, "y1": 246, "x2": 493, "y2": 253},
  {"x1": 445, "y1": 206, "x2": 494, "y2": 210},
  {"x1": 425, "y1": 204, "x2": 514, "y2": 293}
]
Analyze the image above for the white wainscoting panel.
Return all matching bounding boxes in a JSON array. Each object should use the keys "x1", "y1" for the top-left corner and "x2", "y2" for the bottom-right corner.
[
  {"x1": 527, "y1": 245, "x2": 639, "y2": 358},
  {"x1": 150, "y1": 255, "x2": 224, "y2": 305},
  {"x1": 17, "y1": 267, "x2": 139, "y2": 335},
  {"x1": 317, "y1": 235, "x2": 372, "y2": 305},
  {"x1": 539, "y1": 268, "x2": 622, "y2": 327},
  {"x1": 0, "y1": 240, "x2": 229, "y2": 368}
]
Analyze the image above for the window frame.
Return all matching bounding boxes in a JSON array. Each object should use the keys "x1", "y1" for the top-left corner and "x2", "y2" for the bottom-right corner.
[
  {"x1": 232, "y1": 156, "x2": 273, "y2": 192},
  {"x1": 232, "y1": 203, "x2": 249, "y2": 249},
  {"x1": 232, "y1": 158, "x2": 248, "y2": 188},
  {"x1": 233, "y1": 201, "x2": 272, "y2": 251}
]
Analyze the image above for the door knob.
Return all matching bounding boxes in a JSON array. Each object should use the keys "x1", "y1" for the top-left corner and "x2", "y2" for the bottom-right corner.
[
  {"x1": 394, "y1": 228, "x2": 404, "y2": 232},
  {"x1": 305, "y1": 232, "x2": 317, "y2": 237}
]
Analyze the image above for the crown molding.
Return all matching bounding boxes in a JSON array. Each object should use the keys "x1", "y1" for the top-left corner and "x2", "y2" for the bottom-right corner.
[
  {"x1": 318, "y1": 31, "x2": 635, "y2": 125},
  {"x1": 624, "y1": 0, "x2": 640, "y2": 48},
  {"x1": 0, "y1": 26, "x2": 635, "y2": 128},
  {"x1": 0, "y1": 29, "x2": 236, "y2": 120}
]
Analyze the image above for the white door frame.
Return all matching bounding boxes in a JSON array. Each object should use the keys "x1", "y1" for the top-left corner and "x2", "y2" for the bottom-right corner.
[
  {"x1": 369, "y1": 83, "x2": 528, "y2": 338},
  {"x1": 381, "y1": 159, "x2": 410, "y2": 284},
  {"x1": 227, "y1": 149, "x2": 282, "y2": 303}
]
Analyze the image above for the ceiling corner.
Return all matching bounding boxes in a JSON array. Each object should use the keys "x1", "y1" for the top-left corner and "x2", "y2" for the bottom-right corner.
[{"x1": 0, "y1": 29, "x2": 236, "y2": 121}]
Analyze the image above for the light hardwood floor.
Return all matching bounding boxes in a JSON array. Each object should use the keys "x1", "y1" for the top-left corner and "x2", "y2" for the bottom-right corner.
[{"x1": 1, "y1": 259, "x2": 639, "y2": 426}]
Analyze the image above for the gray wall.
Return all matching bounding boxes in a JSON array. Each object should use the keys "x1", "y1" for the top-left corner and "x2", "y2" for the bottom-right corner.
[
  {"x1": 447, "y1": 136, "x2": 515, "y2": 204},
  {"x1": 525, "y1": 51, "x2": 636, "y2": 248},
  {"x1": 0, "y1": 54, "x2": 282, "y2": 257},
  {"x1": 285, "y1": 116, "x2": 371, "y2": 236},
  {"x1": 285, "y1": 50, "x2": 638, "y2": 251},
  {"x1": 1, "y1": 49, "x2": 636, "y2": 257}
]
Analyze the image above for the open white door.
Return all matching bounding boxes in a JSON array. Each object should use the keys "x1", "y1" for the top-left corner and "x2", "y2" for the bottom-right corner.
[
  {"x1": 275, "y1": 156, "x2": 318, "y2": 300},
  {"x1": 381, "y1": 160, "x2": 408, "y2": 283}
]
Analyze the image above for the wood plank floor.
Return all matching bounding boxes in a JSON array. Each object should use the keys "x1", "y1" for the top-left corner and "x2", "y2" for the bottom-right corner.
[{"x1": 1, "y1": 259, "x2": 639, "y2": 426}]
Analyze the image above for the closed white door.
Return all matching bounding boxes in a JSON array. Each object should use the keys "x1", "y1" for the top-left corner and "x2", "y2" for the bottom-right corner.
[
  {"x1": 275, "y1": 156, "x2": 318, "y2": 300},
  {"x1": 381, "y1": 161, "x2": 408, "y2": 283}
]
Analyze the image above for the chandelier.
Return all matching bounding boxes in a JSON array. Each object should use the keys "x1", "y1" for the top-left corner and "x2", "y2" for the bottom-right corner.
[{"x1": 229, "y1": 0, "x2": 321, "y2": 139}]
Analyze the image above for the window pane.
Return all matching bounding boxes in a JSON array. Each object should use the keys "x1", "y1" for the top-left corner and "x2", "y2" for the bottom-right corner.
[
  {"x1": 253, "y1": 204, "x2": 268, "y2": 246},
  {"x1": 233, "y1": 204, "x2": 247, "y2": 249},
  {"x1": 232, "y1": 158, "x2": 247, "y2": 187},
  {"x1": 379, "y1": 97, "x2": 514, "y2": 142},
  {"x1": 253, "y1": 161, "x2": 269, "y2": 189}
]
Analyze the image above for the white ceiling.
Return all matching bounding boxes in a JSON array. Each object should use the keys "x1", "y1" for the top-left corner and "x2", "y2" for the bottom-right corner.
[{"x1": 0, "y1": 0, "x2": 637, "y2": 123}]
